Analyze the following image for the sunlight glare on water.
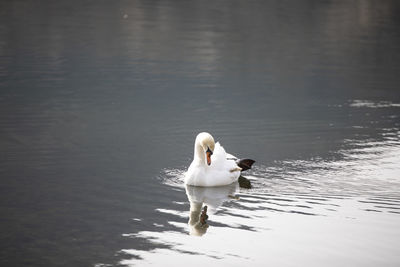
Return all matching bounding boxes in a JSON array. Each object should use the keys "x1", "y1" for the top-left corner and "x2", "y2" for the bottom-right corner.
[{"x1": 117, "y1": 107, "x2": 400, "y2": 266}]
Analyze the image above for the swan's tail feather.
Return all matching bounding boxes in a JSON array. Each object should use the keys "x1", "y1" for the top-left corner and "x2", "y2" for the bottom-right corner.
[{"x1": 236, "y1": 159, "x2": 255, "y2": 171}]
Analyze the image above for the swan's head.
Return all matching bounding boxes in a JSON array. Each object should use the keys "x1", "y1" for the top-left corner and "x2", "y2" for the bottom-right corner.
[{"x1": 196, "y1": 132, "x2": 215, "y2": 166}]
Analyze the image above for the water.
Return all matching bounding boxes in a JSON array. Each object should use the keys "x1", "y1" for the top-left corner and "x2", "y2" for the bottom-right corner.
[{"x1": 1, "y1": 0, "x2": 400, "y2": 266}]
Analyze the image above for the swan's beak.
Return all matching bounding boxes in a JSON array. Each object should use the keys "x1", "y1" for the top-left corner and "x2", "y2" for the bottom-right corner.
[{"x1": 206, "y1": 148, "x2": 213, "y2": 166}]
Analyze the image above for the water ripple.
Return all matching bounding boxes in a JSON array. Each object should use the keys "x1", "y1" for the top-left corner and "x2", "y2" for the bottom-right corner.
[{"x1": 117, "y1": 127, "x2": 400, "y2": 265}]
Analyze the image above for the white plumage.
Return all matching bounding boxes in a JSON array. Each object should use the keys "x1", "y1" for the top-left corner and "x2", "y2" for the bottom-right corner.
[{"x1": 184, "y1": 132, "x2": 242, "y2": 187}]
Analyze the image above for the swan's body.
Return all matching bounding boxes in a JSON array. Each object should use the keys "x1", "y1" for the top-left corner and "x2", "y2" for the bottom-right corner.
[{"x1": 185, "y1": 132, "x2": 254, "y2": 187}]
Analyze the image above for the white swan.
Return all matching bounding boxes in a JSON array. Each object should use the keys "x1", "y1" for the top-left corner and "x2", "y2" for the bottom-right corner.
[{"x1": 184, "y1": 132, "x2": 254, "y2": 187}]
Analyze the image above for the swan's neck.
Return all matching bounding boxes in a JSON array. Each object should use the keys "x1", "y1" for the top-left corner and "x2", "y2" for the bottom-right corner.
[{"x1": 194, "y1": 142, "x2": 205, "y2": 165}]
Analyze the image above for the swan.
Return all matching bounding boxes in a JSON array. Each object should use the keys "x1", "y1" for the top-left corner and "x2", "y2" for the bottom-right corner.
[{"x1": 184, "y1": 132, "x2": 255, "y2": 187}]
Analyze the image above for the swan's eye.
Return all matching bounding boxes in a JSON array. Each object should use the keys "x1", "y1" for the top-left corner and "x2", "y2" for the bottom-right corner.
[{"x1": 206, "y1": 147, "x2": 213, "y2": 155}]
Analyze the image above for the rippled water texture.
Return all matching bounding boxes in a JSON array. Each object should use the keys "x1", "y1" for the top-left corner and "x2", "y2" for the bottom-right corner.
[{"x1": 0, "y1": 1, "x2": 399, "y2": 266}]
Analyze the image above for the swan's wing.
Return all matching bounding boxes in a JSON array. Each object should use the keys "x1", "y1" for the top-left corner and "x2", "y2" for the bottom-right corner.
[
  {"x1": 210, "y1": 142, "x2": 237, "y2": 171},
  {"x1": 213, "y1": 142, "x2": 255, "y2": 171},
  {"x1": 210, "y1": 142, "x2": 225, "y2": 165},
  {"x1": 226, "y1": 153, "x2": 237, "y2": 160},
  {"x1": 213, "y1": 142, "x2": 237, "y2": 160}
]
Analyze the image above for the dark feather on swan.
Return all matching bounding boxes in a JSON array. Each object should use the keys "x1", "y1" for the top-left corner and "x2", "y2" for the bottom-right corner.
[{"x1": 236, "y1": 159, "x2": 255, "y2": 171}]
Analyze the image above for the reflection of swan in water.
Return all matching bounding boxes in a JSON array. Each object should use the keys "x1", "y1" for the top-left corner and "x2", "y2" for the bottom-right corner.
[{"x1": 185, "y1": 183, "x2": 238, "y2": 236}]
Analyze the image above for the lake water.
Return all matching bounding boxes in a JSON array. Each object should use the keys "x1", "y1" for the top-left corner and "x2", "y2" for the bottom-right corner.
[{"x1": 1, "y1": 0, "x2": 400, "y2": 266}]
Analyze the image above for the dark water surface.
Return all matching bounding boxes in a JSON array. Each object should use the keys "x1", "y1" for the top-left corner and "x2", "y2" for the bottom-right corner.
[{"x1": 1, "y1": 0, "x2": 400, "y2": 266}]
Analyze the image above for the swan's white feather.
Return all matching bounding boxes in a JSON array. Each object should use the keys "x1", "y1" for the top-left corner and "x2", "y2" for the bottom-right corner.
[{"x1": 185, "y1": 137, "x2": 241, "y2": 187}]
